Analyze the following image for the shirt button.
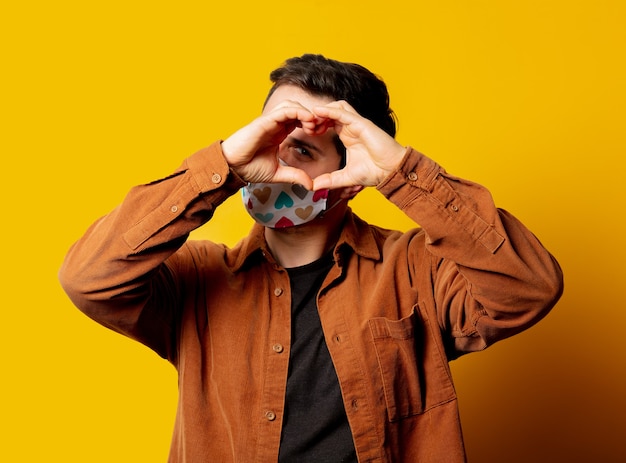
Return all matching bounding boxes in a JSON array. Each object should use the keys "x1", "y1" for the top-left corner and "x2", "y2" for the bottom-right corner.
[
  {"x1": 170, "y1": 205, "x2": 178, "y2": 213},
  {"x1": 265, "y1": 411, "x2": 276, "y2": 421},
  {"x1": 274, "y1": 288, "x2": 283, "y2": 297},
  {"x1": 272, "y1": 343, "x2": 284, "y2": 353},
  {"x1": 407, "y1": 172, "x2": 418, "y2": 181},
  {"x1": 450, "y1": 204, "x2": 459, "y2": 212},
  {"x1": 211, "y1": 173, "x2": 222, "y2": 184}
]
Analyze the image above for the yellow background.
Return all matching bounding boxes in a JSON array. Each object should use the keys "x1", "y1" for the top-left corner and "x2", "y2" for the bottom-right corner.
[{"x1": 2, "y1": 0, "x2": 625, "y2": 461}]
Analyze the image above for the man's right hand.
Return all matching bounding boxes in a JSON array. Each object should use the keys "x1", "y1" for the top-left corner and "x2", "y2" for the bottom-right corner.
[{"x1": 221, "y1": 101, "x2": 324, "y2": 189}]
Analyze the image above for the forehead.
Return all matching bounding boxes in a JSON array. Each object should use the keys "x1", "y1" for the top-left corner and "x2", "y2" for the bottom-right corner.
[{"x1": 263, "y1": 85, "x2": 333, "y2": 113}]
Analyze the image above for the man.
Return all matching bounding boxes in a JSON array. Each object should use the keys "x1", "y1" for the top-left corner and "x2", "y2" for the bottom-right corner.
[{"x1": 59, "y1": 54, "x2": 563, "y2": 462}]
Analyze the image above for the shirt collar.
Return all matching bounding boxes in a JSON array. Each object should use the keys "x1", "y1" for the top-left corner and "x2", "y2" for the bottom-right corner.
[
  {"x1": 336, "y1": 208, "x2": 381, "y2": 261},
  {"x1": 229, "y1": 208, "x2": 382, "y2": 272}
]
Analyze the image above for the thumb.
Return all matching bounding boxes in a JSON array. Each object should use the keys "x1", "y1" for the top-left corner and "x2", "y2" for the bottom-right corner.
[
  {"x1": 272, "y1": 166, "x2": 314, "y2": 190},
  {"x1": 312, "y1": 169, "x2": 354, "y2": 191}
]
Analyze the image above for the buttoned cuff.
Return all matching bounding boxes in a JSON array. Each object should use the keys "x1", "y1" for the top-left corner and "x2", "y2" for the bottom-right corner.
[
  {"x1": 377, "y1": 147, "x2": 441, "y2": 200},
  {"x1": 186, "y1": 141, "x2": 246, "y2": 194},
  {"x1": 377, "y1": 147, "x2": 505, "y2": 254}
]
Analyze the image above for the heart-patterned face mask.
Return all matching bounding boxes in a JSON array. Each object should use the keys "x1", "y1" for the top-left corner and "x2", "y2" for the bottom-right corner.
[{"x1": 241, "y1": 181, "x2": 330, "y2": 229}]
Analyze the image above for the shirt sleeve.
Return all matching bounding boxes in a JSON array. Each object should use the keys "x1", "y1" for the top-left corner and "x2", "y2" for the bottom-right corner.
[
  {"x1": 58, "y1": 141, "x2": 246, "y2": 359},
  {"x1": 377, "y1": 147, "x2": 564, "y2": 358}
]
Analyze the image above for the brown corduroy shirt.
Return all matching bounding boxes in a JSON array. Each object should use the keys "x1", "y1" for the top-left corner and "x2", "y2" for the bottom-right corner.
[{"x1": 59, "y1": 142, "x2": 563, "y2": 462}]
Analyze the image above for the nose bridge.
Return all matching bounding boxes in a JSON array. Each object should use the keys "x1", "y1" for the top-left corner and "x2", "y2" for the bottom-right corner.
[
  {"x1": 276, "y1": 143, "x2": 292, "y2": 166},
  {"x1": 277, "y1": 127, "x2": 306, "y2": 165}
]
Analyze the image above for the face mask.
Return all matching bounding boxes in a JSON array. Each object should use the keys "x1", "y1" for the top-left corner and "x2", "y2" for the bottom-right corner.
[{"x1": 241, "y1": 182, "x2": 330, "y2": 228}]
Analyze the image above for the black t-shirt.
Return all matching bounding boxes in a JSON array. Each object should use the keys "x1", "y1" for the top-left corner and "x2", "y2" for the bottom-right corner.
[{"x1": 278, "y1": 253, "x2": 357, "y2": 463}]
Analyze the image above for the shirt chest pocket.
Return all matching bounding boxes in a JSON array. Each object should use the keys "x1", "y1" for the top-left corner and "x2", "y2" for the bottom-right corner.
[{"x1": 368, "y1": 306, "x2": 456, "y2": 422}]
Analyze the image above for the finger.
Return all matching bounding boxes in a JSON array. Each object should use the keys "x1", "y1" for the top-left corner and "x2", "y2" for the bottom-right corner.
[
  {"x1": 312, "y1": 104, "x2": 359, "y2": 126},
  {"x1": 257, "y1": 107, "x2": 319, "y2": 144},
  {"x1": 326, "y1": 100, "x2": 358, "y2": 113},
  {"x1": 269, "y1": 100, "x2": 319, "y2": 122},
  {"x1": 312, "y1": 170, "x2": 353, "y2": 191},
  {"x1": 275, "y1": 107, "x2": 318, "y2": 125},
  {"x1": 272, "y1": 166, "x2": 314, "y2": 190},
  {"x1": 299, "y1": 118, "x2": 323, "y2": 133},
  {"x1": 315, "y1": 100, "x2": 359, "y2": 115},
  {"x1": 316, "y1": 118, "x2": 335, "y2": 134}
]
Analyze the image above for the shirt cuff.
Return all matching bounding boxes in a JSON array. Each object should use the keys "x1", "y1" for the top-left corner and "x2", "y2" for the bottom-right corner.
[{"x1": 186, "y1": 141, "x2": 246, "y2": 194}]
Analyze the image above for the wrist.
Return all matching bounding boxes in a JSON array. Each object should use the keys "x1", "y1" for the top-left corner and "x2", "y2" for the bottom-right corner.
[
  {"x1": 375, "y1": 145, "x2": 409, "y2": 185},
  {"x1": 220, "y1": 139, "x2": 236, "y2": 167}
]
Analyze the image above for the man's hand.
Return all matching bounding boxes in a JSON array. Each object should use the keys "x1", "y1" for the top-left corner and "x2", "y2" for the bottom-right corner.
[
  {"x1": 311, "y1": 101, "x2": 407, "y2": 191},
  {"x1": 221, "y1": 101, "x2": 324, "y2": 189}
]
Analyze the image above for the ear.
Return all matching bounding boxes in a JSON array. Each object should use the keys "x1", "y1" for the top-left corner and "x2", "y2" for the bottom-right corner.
[{"x1": 339, "y1": 185, "x2": 364, "y2": 200}]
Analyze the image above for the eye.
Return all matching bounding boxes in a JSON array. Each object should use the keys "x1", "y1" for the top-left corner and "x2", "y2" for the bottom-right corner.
[{"x1": 291, "y1": 145, "x2": 312, "y2": 158}]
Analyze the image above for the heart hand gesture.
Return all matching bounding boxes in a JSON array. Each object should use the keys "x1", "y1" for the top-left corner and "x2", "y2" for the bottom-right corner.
[{"x1": 221, "y1": 100, "x2": 327, "y2": 190}]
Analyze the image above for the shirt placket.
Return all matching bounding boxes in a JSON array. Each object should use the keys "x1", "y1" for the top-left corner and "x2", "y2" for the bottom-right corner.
[
  {"x1": 255, "y1": 265, "x2": 292, "y2": 461},
  {"x1": 318, "y1": 264, "x2": 386, "y2": 463}
]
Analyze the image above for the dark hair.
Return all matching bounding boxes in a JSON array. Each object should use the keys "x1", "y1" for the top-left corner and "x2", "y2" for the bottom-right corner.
[{"x1": 266, "y1": 54, "x2": 397, "y2": 140}]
